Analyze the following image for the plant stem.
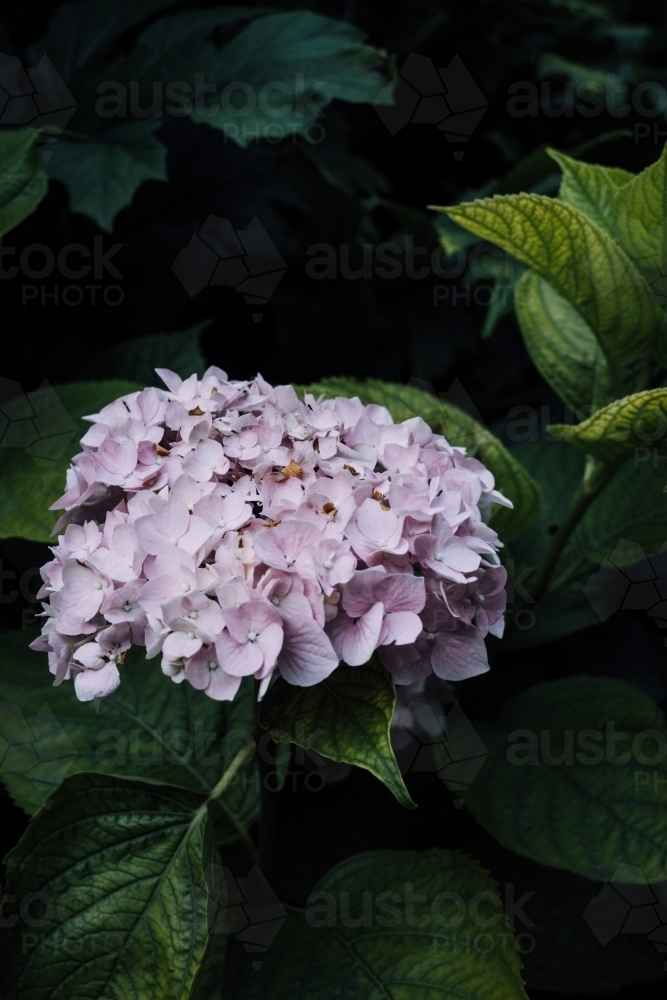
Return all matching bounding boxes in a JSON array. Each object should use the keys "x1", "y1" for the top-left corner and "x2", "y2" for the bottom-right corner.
[
  {"x1": 208, "y1": 742, "x2": 256, "y2": 802},
  {"x1": 519, "y1": 458, "x2": 622, "y2": 608},
  {"x1": 206, "y1": 743, "x2": 260, "y2": 864},
  {"x1": 549, "y1": 554, "x2": 586, "y2": 594}
]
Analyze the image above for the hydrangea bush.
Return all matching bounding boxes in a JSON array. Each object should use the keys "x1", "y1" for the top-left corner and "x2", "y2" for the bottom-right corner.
[{"x1": 31, "y1": 368, "x2": 509, "y2": 704}]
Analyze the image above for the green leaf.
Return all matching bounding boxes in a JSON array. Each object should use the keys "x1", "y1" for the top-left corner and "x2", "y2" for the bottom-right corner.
[
  {"x1": 0, "y1": 630, "x2": 259, "y2": 844},
  {"x1": 476, "y1": 839, "x2": 667, "y2": 996},
  {"x1": 575, "y1": 455, "x2": 667, "y2": 564},
  {"x1": 0, "y1": 130, "x2": 48, "y2": 236},
  {"x1": 300, "y1": 376, "x2": 541, "y2": 542},
  {"x1": 190, "y1": 12, "x2": 388, "y2": 144},
  {"x1": 103, "y1": 8, "x2": 269, "y2": 102},
  {"x1": 1, "y1": 772, "x2": 218, "y2": 999},
  {"x1": 30, "y1": 0, "x2": 183, "y2": 80},
  {"x1": 514, "y1": 270, "x2": 608, "y2": 411},
  {"x1": 464, "y1": 677, "x2": 667, "y2": 882},
  {"x1": 548, "y1": 148, "x2": 634, "y2": 234},
  {"x1": 549, "y1": 388, "x2": 667, "y2": 464},
  {"x1": 260, "y1": 657, "x2": 415, "y2": 809},
  {"x1": 439, "y1": 193, "x2": 665, "y2": 371},
  {"x1": 46, "y1": 122, "x2": 167, "y2": 230},
  {"x1": 612, "y1": 144, "x2": 667, "y2": 311},
  {"x1": 502, "y1": 440, "x2": 601, "y2": 649},
  {"x1": 226, "y1": 848, "x2": 527, "y2": 999},
  {"x1": 0, "y1": 380, "x2": 141, "y2": 542},
  {"x1": 77, "y1": 322, "x2": 209, "y2": 384}
]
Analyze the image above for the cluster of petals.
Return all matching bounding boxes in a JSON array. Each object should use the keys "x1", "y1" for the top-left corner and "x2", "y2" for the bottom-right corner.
[{"x1": 31, "y1": 368, "x2": 509, "y2": 704}]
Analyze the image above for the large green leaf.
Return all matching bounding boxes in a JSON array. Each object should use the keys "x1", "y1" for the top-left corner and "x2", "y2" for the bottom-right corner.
[
  {"x1": 475, "y1": 839, "x2": 666, "y2": 996},
  {"x1": 226, "y1": 849, "x2": 527, "y2": 999},
  {"x1": 46, "y1": 122, "x2": 167, "y2": 231},
  {"x1": 99, "y1": 8, "x2": 268, "y2": 112},
  {"x1": 29, "y1": 0, "x2": 183, "y2": 80},
  {"x1": 464, "y1": 677, "x2": 667, "y2": 882},
  {"x1": 548, "y1": 148, "x2": 634, "y2": 234},
  {"x1": 260, "y1": 657, "x2": 415, "y2": 809},
  {"x1": 301, "y1": 376, "x2": 541, "y2": 542},
  {"x1": 0, "y1": 130, "x2": 48, "y2": 236},
  {"x1": 502, "y1": 440, "x2": 601, "y2": 649},
  {"x1": 549, "y1": 388, "x2": 667, "y2": 464},
  {"x1": 0, "y1": 379, "x2": 141, "y2": 542},
  {"x1": 1, "y1": 772, "x2": 218, "y2": 999},
  {"x1": 190, "y1": 12, "x2": 389, "y2": 144},
  {"x1": 575, "y1": 455, "x2": 667, "y2": 564},
  {"x1": 612, "y1": 143, "x2": 667, "y2": 309},
  {"x1": 514, "y1": 270, "x2": 609, "y2": 411},
  {"x1": 0, "y1": 630, "x2": 259, "y2": 844},
  {"x1": 440, "y1": 194, "x2": 665, "y2": 372},
  {"x1": 77, "y1": 323, "x2": 209, "y2": 384}
]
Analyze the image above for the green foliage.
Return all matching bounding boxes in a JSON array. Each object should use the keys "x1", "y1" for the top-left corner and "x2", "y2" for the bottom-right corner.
[
  {"x1": 441, "y1": 144, "x2": 667, "y2": 648},
  {"x1": 514, "y1": 271, "x2": 612, "y2": 411},
  {"x1": 547, "y1": 148, "x2": 635, "y2": 234},
  {"x1": 47, "y1": 122, "x2": 168, "y2": 231},
  {"x1": 190, "y1": 12, "x2": 389, "y2": 143},
  {"x1": 502, "y1": 440, "x2": 601, "y2": 648},
  {"x1": 549, "y1": 388, "x2": 667, "y2": 463},
  {"x1": 260, "y1": 657, "x2": 415, "y2": 809},
  {"x1": 37, "y1": 4, "x2": 388, "y2": 228},
  {"x1": 0, "y1": 380, "x2": 141, "y2": 542},
  {"x1": 612, "y1": 144, "x2": 667, "y2": 307},
  {"x1": 441, "y1": 193, "x2": 664, "y2": 373},
  {"x1": 575, "y1": 456, "x2": 667, "y2": 564},
  {"x1": 478, "y1": 842, "x2": 667, "y2": 995},
  {"x1": 0, "y1": 130, "x2": 48, "y2": 236},
  {"x1": 1, "y1": 772, "x2": 218, "y2": 1000},
  {"x1": 301, "y1": 377, "x2": 542, "y2": 541},
  {"x1": 0, "y1": 630, "x2": 258, "y2": 843},
  {"x1": 227, "y1": 849, "x2": 528, "y2": 999},
  {"x1": 29, "y1": 0, "x2": 183, "y2": 79},
  {"x1": 78, "y1": 322, "x2": 209, "y2": 384},
  {"x1": 464, "y1": 677, "x2": 667, "y2": 881}
]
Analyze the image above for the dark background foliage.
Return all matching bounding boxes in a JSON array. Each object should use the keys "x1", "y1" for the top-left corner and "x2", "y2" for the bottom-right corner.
[{"x1": 1, "y1": 2, "x2": 666, "y2": 997}]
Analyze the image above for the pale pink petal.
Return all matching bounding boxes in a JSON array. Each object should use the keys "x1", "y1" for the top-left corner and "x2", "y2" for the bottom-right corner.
[
  {"x1": 278, "y1": 617, "x2": 338, "y2": 686},
  {"x1": 256, "y1": 621, "x2": 284, "y2": 671},
  {"x1": 378, "y1": 643, "x2": 431, "y2": 684},
  {"x1": 377, "y1": 573, "x2": 426, "y2": 614},
  {"x1": 74, "y1": 662, "x2": 120, "y2": 702},
  {"x1": 432, "y1": 629, "x2": 489, "y2": 680},
  {"x1": 326, "y1": 602, "x2": 384, "y2": 666},
  {"x1": 216, "y1": 632, "x2": 263, "y2": 676}
]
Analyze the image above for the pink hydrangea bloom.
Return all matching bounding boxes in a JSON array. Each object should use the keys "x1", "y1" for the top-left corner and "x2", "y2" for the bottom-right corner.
[{"x1": 31, "y1": 369, "x2": 509, "y2": 704}]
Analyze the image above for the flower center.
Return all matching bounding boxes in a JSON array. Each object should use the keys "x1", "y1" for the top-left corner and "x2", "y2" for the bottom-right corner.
[
  {"x1": 247, "y1": 631, "x2": 258, "y2": 642},
  {"x1": 323, "y1": 559, "x2": 333, "y2": 570}
]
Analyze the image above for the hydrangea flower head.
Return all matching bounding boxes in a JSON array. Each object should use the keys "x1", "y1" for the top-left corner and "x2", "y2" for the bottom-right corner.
[{"x1": 31, "y1": 370, "x2": 510, "y2": 703}]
